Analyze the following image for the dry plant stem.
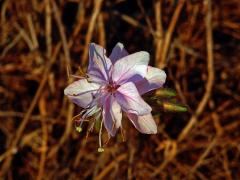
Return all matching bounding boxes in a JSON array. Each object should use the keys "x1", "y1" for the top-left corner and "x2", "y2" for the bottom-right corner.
[
  {"x1": 0, "y1": 43, "x2": 61, "y2": 177},
  {"x1": 14, "y1": 23, "x2": 34, "y2": 50},
  {"x1": 153, "y1": 0, "x2": 214, "y2": 176},
  {"x1": 154, "y1": 0, "x2": 163, "y2": 65},
  {"x1": 1, "y1": 0, "x2": 239, "y2": 178},
  {"x1": 157, "y1": 0, "x2": 186, "y2": 69},
  {"x1": 15, "y1": 22, "x2": 43, "y2": 64},
  {"x1": 81, "y1": 0, "x2": 104, "y2": 67},
  {"x1": 175, "y1": 80, "x2": 188, "y2": 109},
  {"x1": 172, "y1": 159, "x2": 191, "y2": 177},
  {"x1": 1, "y1": 0, "x2": 8, "y2": 45},
  {"x1": 113, "y1": 11, "x2": 159, "y2": 38},
  {"x1": 127, "y1": 142, "x2": 136, "y2": 180},
  {"x1": 212, "y1": 113, "x2": 223, "y2": 136},
  {"x1": 45, "y1": 0, "x2": 52, "y2": 58},
  {"x1": 98, "y1": 13, "x2": 106, "y2": 47},
  {"x1": 73, "y1": 138, "x2": 88, "y2": 168},
  {"x1": 27, "y1": 14, "x2": 39, "y2": 49},
  {"x1": 48, "y1": 1, "x2": 78, "y2": 158},
  {"x1": 48, "y1": 103, "x2": 74, "y2": 158},
  {"x1": 0, "y1": 111, "x2": 53, "y2": 121},
  {"x1": 52, "y1": 0, "x2": 72, "y2": 74},
  {"x1": 137, "y1": 0, "x2": 155, "y2": 36},
  {"x1": 37, "y1": 94, "x2": 48, "y2": 180},
  {"x1": 152, "y1": 140, "x2": 178, "y2": 176},
  {"x1": 93, "y1": 152, "x2": 105, "y2": 178},
  {"x1": 189, "y1": 137, "x2": 218, "y2": 177},
  {"x1": 222, "y1": 150, "x2": 233, "y2": 180},
  {"x1": 113, "y1": 11, "x2": 144, "y2": 28},
  {"x1": 0, "y1": 148, "x2": 17, "y2": 163},
  {"x1": 195, "y1": 171, "x2": 208, "y2": 180},
  {"x1": 178, "y1": 0, "x2": 215, "y2": 142},
  {"x1": 67, "y1": 1, "x2": 85, "y2": 48},
  {"x1": 1, "y1": 33, "x2": 22, "y2": 57},
  {"x1": 26, "y1": 14, "x2": 43, "y2": 64},
  {"x1": 154, "y1": 0, "x2": 163, "y2": 36},
  {"x1": 73, "y1": 1, "x2": 85, "y2": 37},
  {"x1": 174, "y1": 38, "x2": 202, "y2": 58},
  {"x1": 95, "y1": 153, "x2": 127, "y2": 180}
]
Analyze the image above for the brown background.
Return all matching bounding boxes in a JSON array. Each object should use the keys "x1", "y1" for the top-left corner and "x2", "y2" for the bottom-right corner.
[{"x1": 0, "y1": 0, "x2": 240, "y2": 179}]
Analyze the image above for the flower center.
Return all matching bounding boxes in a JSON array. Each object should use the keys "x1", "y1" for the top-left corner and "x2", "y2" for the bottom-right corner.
[{"x1": 106, "y1": 84, "x2": 120, "y2": 93}]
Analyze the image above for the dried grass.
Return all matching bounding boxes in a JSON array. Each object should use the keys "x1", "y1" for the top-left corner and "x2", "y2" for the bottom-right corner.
[{"x1": 0, "y1": 0, "x2": 240, "y2": 179}]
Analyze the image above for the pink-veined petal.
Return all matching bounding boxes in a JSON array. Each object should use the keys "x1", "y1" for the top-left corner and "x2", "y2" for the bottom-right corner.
[
  {"x1": 115, "y1": 82, "x2": 152, "y2": 116},
  {"x1": 109, "y1": 42, "x2": 128, "y2": 64},
  {"x1": 64, "y1": 79, "x2": 100, "y2": 108},
  {"x1": 127, "y1": 113, "x2": 157, "y2": 134},
  {"x1": 102, "y1": 95, "x2": 122, "y2": 136},
  {"x1": 87, "y1": 43, "x2": 112, "y2": 84},
  {"x1": 112, "y1": 51, "x2": 149, "y2": 85},
  {"x1": 135, "y1": 66, "x2": 166, "y2": 95}
]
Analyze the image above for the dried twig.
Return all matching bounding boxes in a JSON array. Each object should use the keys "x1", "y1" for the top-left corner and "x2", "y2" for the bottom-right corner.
[
  {"x1": 178, "y1": 0, "x2": 215, "y2": 142},
  {"x1": 95, "y1": 153, "x2": 127, "y2": 180},
  {"x1": 154, "y1": 0, "x2": 164, "y2": 65},
  {"x1": 157, "y1": 0, "x2": 186, "y2": 68},
  {"x1": 0, "y1": 43, "x2": 61, "y2": 177},
  {"x1": 45, "y1": 0, "x2": 52, "y2": 58},
  {"x1": 36, "y1": 94, "x2": 48, "y2": 180},
  {"x1": 52, "y1": 0, "x2": 72, "y2": 74},
  {"x1": 81, "y1": 0, "x2": 104, "y2": 67}
]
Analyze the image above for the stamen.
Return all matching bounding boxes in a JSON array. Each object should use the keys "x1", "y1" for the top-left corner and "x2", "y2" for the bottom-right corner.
[
  {"x1": 98, "y1": 147, "x2": 104, "y2": 153},
  {"x1": 74, "y1": 84, "x2": 104, "y2": 137},
  {"x1": 95, "y1": 111, "x2": 101, "y2": 121},
  {"x1": 72, "y1": 109, "x2": 86, "y2": 121},
  {"x1": 98, "y1": 119, "x2": 104, "y2": 153},
  {"x1": 79, "y1": 117, "x2": 85, "y2": 129},
  {"x1": 75, "y1": 126, "x2": 82, "y2": 133},
  {"x1": 70, "y1": 74, "x2": 86, "y2": 79},
  {"x1": 73, "y1": 111, "x2": 86, "y2": 133},
  {"x1": 86, "y1": 118, "x2": 98, "y2": 140}
]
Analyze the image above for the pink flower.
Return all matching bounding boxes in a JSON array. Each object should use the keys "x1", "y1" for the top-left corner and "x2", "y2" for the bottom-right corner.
[{"x1": 64, "y1": 43, "x2": 166, "y2": 136}]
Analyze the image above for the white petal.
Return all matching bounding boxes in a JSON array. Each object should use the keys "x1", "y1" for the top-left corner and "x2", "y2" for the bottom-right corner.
[
  {"x1": 109, "y1": 42, "x2": 128, "y2": 64},
  {"x1": 64, "y1": 79, "x2": 100, "y2": 108},
  {"x1": 112, "y1": 51, "x2": 149, "y2": 85},
  {"x1": 115, "y1": 82, "x2": 152, "y2": 116},
  {"x1": 87, "y1": 43, "x2": 112, "y2": 84},
  {"x1": 127, "y1": 113, "x2": 157, "y2": 134},
  {"x1": 135, "y1": 66, "x2": 166, "y2": 95},
  {"x1": 102, "y1": 95, "x2": 122, "y2": 136}
]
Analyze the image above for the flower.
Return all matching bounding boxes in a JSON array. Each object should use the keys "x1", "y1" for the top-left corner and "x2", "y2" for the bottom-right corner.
[{"x1": 64, "y1": 43, "x2": 166, "y2": 137}]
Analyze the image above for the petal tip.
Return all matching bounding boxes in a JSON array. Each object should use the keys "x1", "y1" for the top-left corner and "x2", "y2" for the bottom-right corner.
[
  {"x1": 64, "y1": 87, "x2": 68, "y2": 95},
  {"x1": 64, "y1": 84, "x2": 72, "y2": 96},
  {"x1": 139, "y1": 51, "x2": 150, "y2": 58},
  {"x1": 162, "y1": 70, "x2": 167, "y2": 83},
  {"x1": 142, "y1": 125, "x2": 157, "y2": 134},
  {"x1": 89, "y1": 42, "x2": 95, "y2": 47},
  {"x1": 139, "y1": 51, "x2": 150, "y2": 63},
  {"x1": 116, "y1": 42, "x2": 124, "y2": 48},
  {"x1": 149, "y1": 128, "x2": 158, "y2": 134}
]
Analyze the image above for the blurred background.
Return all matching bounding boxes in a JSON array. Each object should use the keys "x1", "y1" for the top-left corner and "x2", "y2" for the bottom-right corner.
[{"x1": 0, "y1": 0, "x2": 240, "y2": 179}]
